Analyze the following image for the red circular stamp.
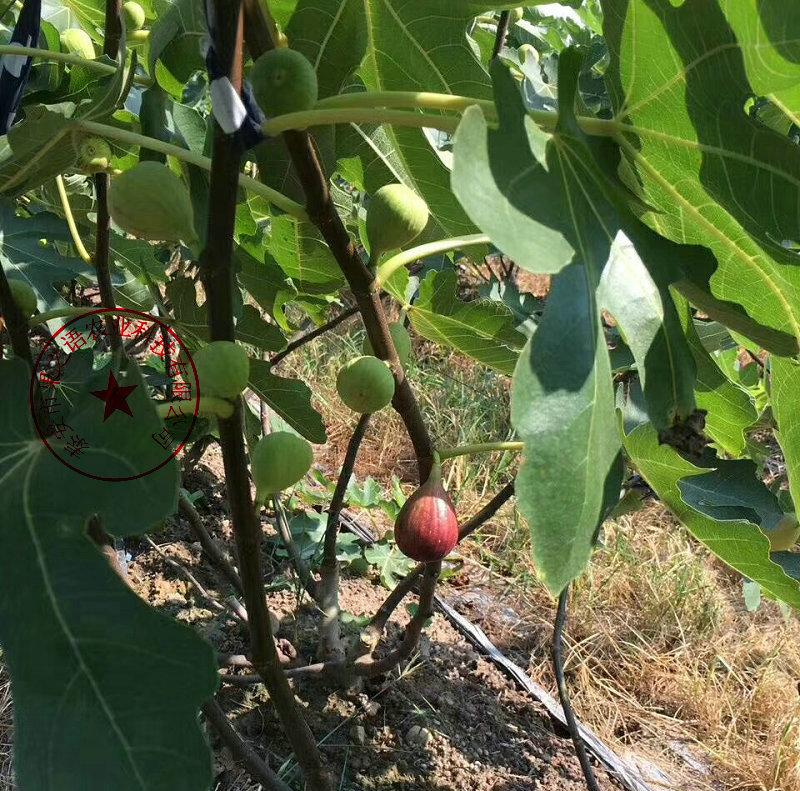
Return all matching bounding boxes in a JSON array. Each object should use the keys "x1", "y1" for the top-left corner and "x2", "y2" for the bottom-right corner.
[{"x1": 30, "y1": 308, "x2": 200, "y2": 482}]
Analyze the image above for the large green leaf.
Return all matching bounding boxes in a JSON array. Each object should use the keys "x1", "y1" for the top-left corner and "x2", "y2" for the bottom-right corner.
[
  {"x1": 241, "y1": 216, "x2": 344, "y2": 296},
  {"x1": 0, "y1": 201, "x2": 88, "y2": 311},
  {"x1": 282, "y1": 0, "x2": 488, "y2": 237},
  {"x1": 452, "y1": 55, "x2": 701, "y2": 429},
  {"x1": 511, "y1": 263, "x2": 623, "y2": 595},
  {"x1": 679, "y1": 300, "x2": 757, "y2": 457},
  {"x1": 406, "y1": 270, "x2": 523, "y2": 375},
  {"x1": 0, "y1": 358, "x2": 217, "y2": 790},
  {"x1": 723, "y1": 1, "x2": 800, "y2": 125},
  {"x1": 602, "y1": 0, "x2": 800, "y2": 353},
  {"x1": 248, "y1": 358, "x2": 327, "y2": 443},
  {"x1": 770, "y1": 357, "x2": 800, "y2": 505},
  {"x1": 623, "y1": 422, "x2": 800, "y2": 610}
]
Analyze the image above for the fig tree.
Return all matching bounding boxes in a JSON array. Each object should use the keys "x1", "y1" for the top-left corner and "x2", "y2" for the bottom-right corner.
[
  {"x1": 336, "y1": 355, "x2": 395, "y2": 414},
  {"x1": 250, "y1": 47, "x2": 318, "y2": 117},
  {"x1": 251, "y1": 431, "x2": 314, "y2": 500},
  {"x1": 365, "y1": 183, "x2": 429, "y2": 264},
  {"x1": 123, "y1": 1, "x2": 146, "y2": 30},
  {"x1": 108, "y1": 161, "x2": 198, "y2": 245},
  {"x1": 394, "y1": 458, "x2": 458, "y2": 562},
  {"x1": 193, "y1": 341, "x2": 250, "y2": 400},
  {"x1": 61, "y1": 28, "x2": 95, "y2": 60},
  {"x1": 362, "y1": 322, "x2": 412, "y2": 367},
  {"x1": 6, "y1": 279, "x2": 36, "y2": 317}
]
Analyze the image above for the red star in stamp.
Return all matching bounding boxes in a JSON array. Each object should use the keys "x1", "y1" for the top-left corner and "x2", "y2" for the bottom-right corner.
[{"x1": 90, "y1": 370, "x2": 138, "y2": 421}]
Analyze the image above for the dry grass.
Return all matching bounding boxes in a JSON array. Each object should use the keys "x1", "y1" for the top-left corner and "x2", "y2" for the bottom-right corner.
[{"x1": 474, "y1": 504, "x2": 800, "y2": 791}]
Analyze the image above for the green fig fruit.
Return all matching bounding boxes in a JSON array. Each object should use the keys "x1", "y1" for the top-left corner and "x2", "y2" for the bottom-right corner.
[
  {"x1": 108, "y1": 162, "x2": 198, "y2": 244},
  {"x1": 251, "y1": 431, "x2": 314, "y2": 499},
  {"x1": 336, "y1": 355, "x2": 395, "y2": 414},
  {"x1": 766, "y1": 513, "x2": 800, "y2": 552},
  {"x1": 250, "y1": 47, "x2": 318, "y2": 117},
  {"x1": 362, "y1": 322, "x2": 412, "y2": 367},
  {"x1": 123, "y1": 1, "x2": 146, "y2": 30},
  {"x1": 76, "y1": 136, "x2": 112, "y2": 173},
  {"x1": 6, "y1": 279, "x2": 37, "y2": 317},
  {"x1": 193, "y1": 341, "x2": 250, "y2": 400},
  {"x1": 365, "y1": 183, "x2": 429, "y2": 264},
  {"x1": 509, "y1": 7, "x2": 524, "y2": 23},
  {"x1": 61, "y1": 28, "x2": 95, "y2": 60}
]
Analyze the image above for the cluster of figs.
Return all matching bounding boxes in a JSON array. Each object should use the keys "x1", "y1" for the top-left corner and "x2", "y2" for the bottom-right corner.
[{"x1": 68, "y1": 44, "x2": 457, "y2": 563}]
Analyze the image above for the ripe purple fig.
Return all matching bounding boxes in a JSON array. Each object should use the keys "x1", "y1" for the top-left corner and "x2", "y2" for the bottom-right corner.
[{"x1": 394, "y1": 458, "x2": 458, "y2": 562}]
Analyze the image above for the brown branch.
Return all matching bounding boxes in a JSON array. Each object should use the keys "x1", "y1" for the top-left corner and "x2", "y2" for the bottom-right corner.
[
  {"x1": 199, "y1": 5, "x2": 330, "y2": 790},
  {"x1": 178, "y1": 492, "x2": 244, "y2": 595},
  {"x1": 242, "y1": 3, "x2": 434, "y2": 484},
  {"x1": 95, "y1": 0, "x2": 123, "y2": 353},
  {"x1": 269, "y1": 305, "x2": 358, "y2": 367},
  {"x1": 355, "y1": 561, "x2": 440, "y2": 676},
  {"x1": 491, "y1": 9, "x2": 511, "y2": 60},
  {"x1": 202, "y1": 699, "x2": 293, "y2": 791},
  {"x1": 318, "y1": 412, "x2": 371, "y2": 661}
]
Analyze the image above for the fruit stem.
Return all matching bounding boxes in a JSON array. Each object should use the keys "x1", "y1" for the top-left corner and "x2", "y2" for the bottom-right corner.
[
  {"x1": 311, "y1": 91, "x2": 616, "y2": 136},
  {"x1": 55, "y1": 175, "x2": 94, "y2": 266},
  {"x1": 376, "y1": 233, "x2": 491, "y2": 289},
  {"x1": 155, "y1": 396, "x2": 233, "y2": 420},
  {"x1": 73, "y1": 119, "x2": 308, "y2": 220},
  {"x1": 438, "y1": 441, "x2": 524, "y2": 460},
  {"x1": 314, "y1": 90, "x2": 496, "y2": 115},
  {"x1": 0, "y1": 43, "x2": 154, "y2": 86},
  {"x1": 29, "y1": 305, "x2": 145, "y2": 327},
  {"x1": 262, "y1": 107, "x2": 462, "y2": 137}
]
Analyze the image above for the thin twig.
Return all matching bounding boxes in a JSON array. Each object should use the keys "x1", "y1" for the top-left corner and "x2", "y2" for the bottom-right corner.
[
  {"x1": 178, "y1": 492, "x2": 244, "y2": 595},
  {"x1": 200, "y1": 6, "x2": 330, "y2": 789},
  {"x1": 553, "y1": 586, "x2": 602, "y2": 791},
  {"x1": 355, "y1": 561, "x2": 440, "y2": 676},
  {"x1": 242, "y1": 1, "x2": 434, "y2": 485},
  {"x1": 319, "y1": 413, "x2": 371, "y2": 661},
  {"x1": 491, "y1": 9, "x2": 511, "y2": 60},
  {"x1": 202, "y1": 699, "x2": 293, "y2": 791},
  {"x1": 142, "y1": 534, "x2": 247, "y2": 620},
  {"x1": 269, "y1": 305, "x2": 358, "y2": 367},
  {"x1": 272, "y1": 493, "x2": 319, "y2": 601}
]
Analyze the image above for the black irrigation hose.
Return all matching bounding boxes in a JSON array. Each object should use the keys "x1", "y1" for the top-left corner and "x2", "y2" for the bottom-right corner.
[{"x1": 553, "y1": 586, "x2": 602, "y2": 791}]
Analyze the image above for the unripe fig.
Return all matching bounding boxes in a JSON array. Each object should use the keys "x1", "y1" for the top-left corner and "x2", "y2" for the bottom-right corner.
[
  {"x1": 509, "y1": 7, "x2": 524, "y2": 23},
  {"x1": 251, "y1": 431, "x2": 314, "y2": 500},
  {"x1": 365, "y1": 183, "x2": 429, "y2": 264},
  {"x1": 193, "y1": 341, "x2": 250, "y2": 400},
  {"x1": 362, "y1": 322, "x2": 412, "y2": 367},
  {"x1": 250, "y1": 48, "x2": 318, "y2": 117},
  {"x1": 395, "y1": 458, "x2": 458, "y2": 562},
  {"x1": 6, "y1": 279, "x2": 37, "y2": 317},
  {"x1": 61, "y1": 28, "x2": 95, "y2": 60},
  {"x1": 108, "y1": 161, "x2": 198, "y2": 244},
  {"x1": 123, "y1": 1, "x2": 146, "y2": 30},
  {"x1": 336, "y1": 355, "x2": 395, "y2": 414},
  {"x1": 76, "y1": 136, "x2": 112, "y2": 173},
  {"x1": 766, "y1": 513, "x2": 800, "y2": 552}
]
